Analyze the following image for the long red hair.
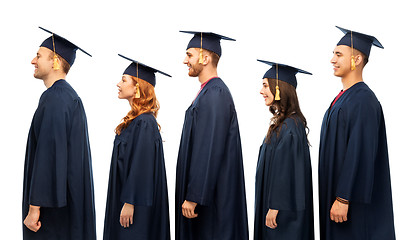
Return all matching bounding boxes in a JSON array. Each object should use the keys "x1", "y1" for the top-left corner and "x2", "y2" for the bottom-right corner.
[{"x1": 115, "y1": 76, "x2": 160, "y2": 135}]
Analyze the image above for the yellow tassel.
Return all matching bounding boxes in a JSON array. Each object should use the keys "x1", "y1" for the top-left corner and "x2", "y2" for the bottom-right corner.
[
  {"x1": 199, "y1": 32, "x2": 203, "y2": 64},
  {"x1": 51, "y1": 33, "x2": 60, "y2": 70},
  {"x1": 275, "y1": 86, "x2": 281, "y2": 100},
  {"x1": 350, "y1": 30, "x2": 356, "y2": 71},
  {"x1": 274, "y1": 63, "x2": 280, "y2": 100},
  {"x1": 198, "y1": 49, "x2": 203, "y2": 64},
  {"x1": 350, "y1": 55, "x2": 356, "y2": 70},
  {"x1": 135, "y1": 83, "x2": 140, "y2": 98},
  {"x1": 53, "y1": 55, "x2": 60, "y2": 70}
]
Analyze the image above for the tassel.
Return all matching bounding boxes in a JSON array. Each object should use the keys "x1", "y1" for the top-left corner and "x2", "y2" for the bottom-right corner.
[
  {"x1": 350, "y1": 55, "x2": 356, "y2": 70},
  {"x1": 53, "y1": 55, "x2": 60, "y2": 70},
  {"x1": 135, "y1": 63, "x2": 140, "y2": 98},
  {"x1": 135, "y1": 83, "x2": 140, "y2": 98},
  {"x1": 198, "y1": 49, "x2": 203, "y2": 64},
  {"x1": 275, "y1": 85, "x2": 281, "y2": 100},
  {"x1": 51, "y1": 34, "x2": 60, "y2": 70},
  {"x1": 198, "y1": 32, "x2": 203, "y2": 64},
  {"x1": 350, "y1": 30, "x2": 355, "y2": 71},
  {"x1": 275, "y1": 63, "x2": 280, "y2": 100}
]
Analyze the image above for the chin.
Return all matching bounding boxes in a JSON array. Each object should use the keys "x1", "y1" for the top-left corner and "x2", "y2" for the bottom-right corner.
[
  {"x1": 33, "y1": 73, "x2": 41, "y2": 80},
  {"x1": 333, "y1": 72, "x2": 342, "y2": 77},
  {"x1": 333, "y1": 68, "x2": 346, "y2": 77},
  {"x1": 188, "y1": 71, "x2": 198, "y2": 77}
]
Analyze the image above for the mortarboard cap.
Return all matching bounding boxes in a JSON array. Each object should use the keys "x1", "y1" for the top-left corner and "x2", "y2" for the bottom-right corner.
[
  {"x1": 39, "y1": 26, "x2": 91, "y2": 67},
  {"x1": 180, "y1": 31, "x2": 235, "y2": 58},
  {"x1": 336, "y1": 26, "x2": 383, "y2": 58},
  {"x1": 258, "y1": 59, "x2": 312, "y2": 88},
  {"x1": 119, "y1": 54, "x2": 171, "y2": 87}
]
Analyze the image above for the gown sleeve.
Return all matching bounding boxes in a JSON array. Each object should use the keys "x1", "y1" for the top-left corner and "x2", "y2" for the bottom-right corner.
[
  {"x1": 268, "y1": 129, "x2": 307, "y2": 211},
  {"x1": 29, "y1": 92, "x2": 69, "y2": 208},
  {"x1": 185, "y1": 87, "x2": 232, "y2": 206},
  {"x1": 335, "y1": 98, "x2": 379, "y2": 203},
  {"x1": 120, "y1": 117, "x2": 158, "y2": 206}
]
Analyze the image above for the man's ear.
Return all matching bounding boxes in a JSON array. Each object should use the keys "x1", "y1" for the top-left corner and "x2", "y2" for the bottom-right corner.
[
  {"x1": 202, "y1": 53, "x2": 210, "y2": 66},
  {"x1": 354, "y1": 54, "x2": 363, "y2": 68}
]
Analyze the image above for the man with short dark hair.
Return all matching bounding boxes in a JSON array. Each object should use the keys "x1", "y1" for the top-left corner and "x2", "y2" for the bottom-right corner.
[
  {"x1": 22, "y1": 27, "x2": 96, "y2": 240},
  {"x1": 175, "y1": 31, "x2": 248, "y2": 240},
  {"x1": 318, "y1": 26, "x2": 396, "y2": 240}
]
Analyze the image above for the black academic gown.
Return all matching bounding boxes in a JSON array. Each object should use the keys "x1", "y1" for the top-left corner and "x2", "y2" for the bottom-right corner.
[
  {"x1": 22, "y1": 80, "x2": 96, "y2": 240},
  {"x1": 103, "y1": 113, "x2": 170, "y2": 240},
  {"x1": 175, "y1": 77, "x2": 248, "y2": 240},
  {"x1": 254, "y1": 117, "x2": 314, "y2": 240},
  {"x1": 319, "y1": 82, "x2": 395, "y2": 240}
]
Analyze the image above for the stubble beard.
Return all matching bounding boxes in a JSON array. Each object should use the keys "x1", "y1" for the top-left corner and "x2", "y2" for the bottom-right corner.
[
  {"x1": 33, "y1": 69, "x2": 43, "y2": 80},
  {"x1": 188, "y1": 63, "x2": 203, "y2": 77}
]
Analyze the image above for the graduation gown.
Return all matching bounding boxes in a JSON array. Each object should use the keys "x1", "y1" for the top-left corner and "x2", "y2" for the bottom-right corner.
[
  {"x1": 254, "y1": 117, "x2": 314, "y2": 240},
  {"x1": 103, "y1": 113, "x2": 170, "y2": 240},
  {"x1": 175, "y1": 77, "x2": 248, "y2": 240},
  {"x1": 319, "y1": 82, "x2": 395, "y2": 240},
  {"x1": 22, "y1": 80, "x2": 96, "y2": 240}
]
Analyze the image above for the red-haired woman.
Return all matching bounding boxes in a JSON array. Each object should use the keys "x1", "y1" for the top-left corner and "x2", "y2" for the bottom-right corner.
[
  {"x1": 103, "y1": 55, "x2": 171, "y2": 240},
  {"x1": 254, "y1": 60, "x2": 314, "y2": 240}
]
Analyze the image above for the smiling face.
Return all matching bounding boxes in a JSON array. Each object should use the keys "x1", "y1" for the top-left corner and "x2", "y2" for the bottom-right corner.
[
  {"x1": 183, "y1": 48, "x2": 203, "y2": 77},
  {"x1": 31, "y1": 47, "x2": 54, "y2": 80},
  {"x1": 260, "y1": 78, "x2": 275, "y2": 106},
  {"x1": 331, "y1": 45, "x2": 353, "y2": 78},
  {"x1": 117, "y1": 74, "x2": 137, "y2": 101}
]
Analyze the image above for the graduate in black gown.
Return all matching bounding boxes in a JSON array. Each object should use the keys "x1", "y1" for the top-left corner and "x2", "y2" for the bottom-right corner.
[
  {"x1": 175, "y1": 31, "x2": 248, "y2": 240},
  {"x1": 319, "y1": 26, "x2": 396, "y2": 240},
  {"x1": 22, "y1": 27, "x2": 96, "y2": 240},
  {"x1": 103, "y1": 54, "x2": 171, "y2": 240},
  {"x1": 254, "y1": 60, "x2": 314, "y2": 240}
]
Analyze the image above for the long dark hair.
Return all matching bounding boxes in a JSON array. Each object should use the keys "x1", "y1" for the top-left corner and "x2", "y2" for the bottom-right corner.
[{"x1": 265, "y1": 78, "x2": 309, "y2": 143}]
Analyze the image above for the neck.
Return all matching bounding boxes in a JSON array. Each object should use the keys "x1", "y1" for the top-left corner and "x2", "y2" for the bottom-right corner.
[
  {"x1": 43, "y1": 72, "x2": 67, "y2": 88},
  {"x1": 198, "y1": 67, "x2": 218, "y2": 84},
  {"x1": 341, "y1": 69, "x2": 363, "y2": 91}
]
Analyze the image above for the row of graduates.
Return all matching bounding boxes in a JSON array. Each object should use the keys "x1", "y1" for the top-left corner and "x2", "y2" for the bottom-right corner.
[{"x1": 22, "y1": 26, "x2": 395, "y2": 240}]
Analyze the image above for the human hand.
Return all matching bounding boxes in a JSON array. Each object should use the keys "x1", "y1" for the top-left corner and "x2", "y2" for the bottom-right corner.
[
  {"x1": 330, "y1": 199, "x2": 349, "y2": 223},
  {"x1": 182, "y1": 200, "x2": 198, "y2": 218},
  {"x1": 265, "y1": 209, "x2": 279, "y2": 229},
  {"x1": 120, "y1": 203, "x2": 134, "y2": 228},
  {"x1": 24, "y1": 205, "x2": 41, "y2": 232}
]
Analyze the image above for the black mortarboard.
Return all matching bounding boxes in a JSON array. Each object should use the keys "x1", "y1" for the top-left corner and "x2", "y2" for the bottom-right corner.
[
  {"x1": 336, "y1": 26, "x2": 383, "y2": 58},
  {"x1": 39, "y1": 27, "x2": 91, "y2": 66},
  {"x1": 180, "y1": 31, "x2": 235, "y2": 60},
  {"x1": 119, "y1": 54, "x2": 171, "y2": 87},
  {"x1": 258, "y1": 59, "x2": 312, "y2": 88}
]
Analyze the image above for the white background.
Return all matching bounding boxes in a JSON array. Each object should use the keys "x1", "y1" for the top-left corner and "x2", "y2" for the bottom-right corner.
[{"x1": 0, "y1": 0, "x2": 402, "y2": 239}]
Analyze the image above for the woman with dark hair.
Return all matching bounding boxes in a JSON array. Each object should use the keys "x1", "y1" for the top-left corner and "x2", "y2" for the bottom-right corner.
[
  {"x1": 254, "y1": 60, "x2": 314, "y2": 240},
  {"x1": 103, "y1": 55, "x2": 171, "y2": 240}
]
